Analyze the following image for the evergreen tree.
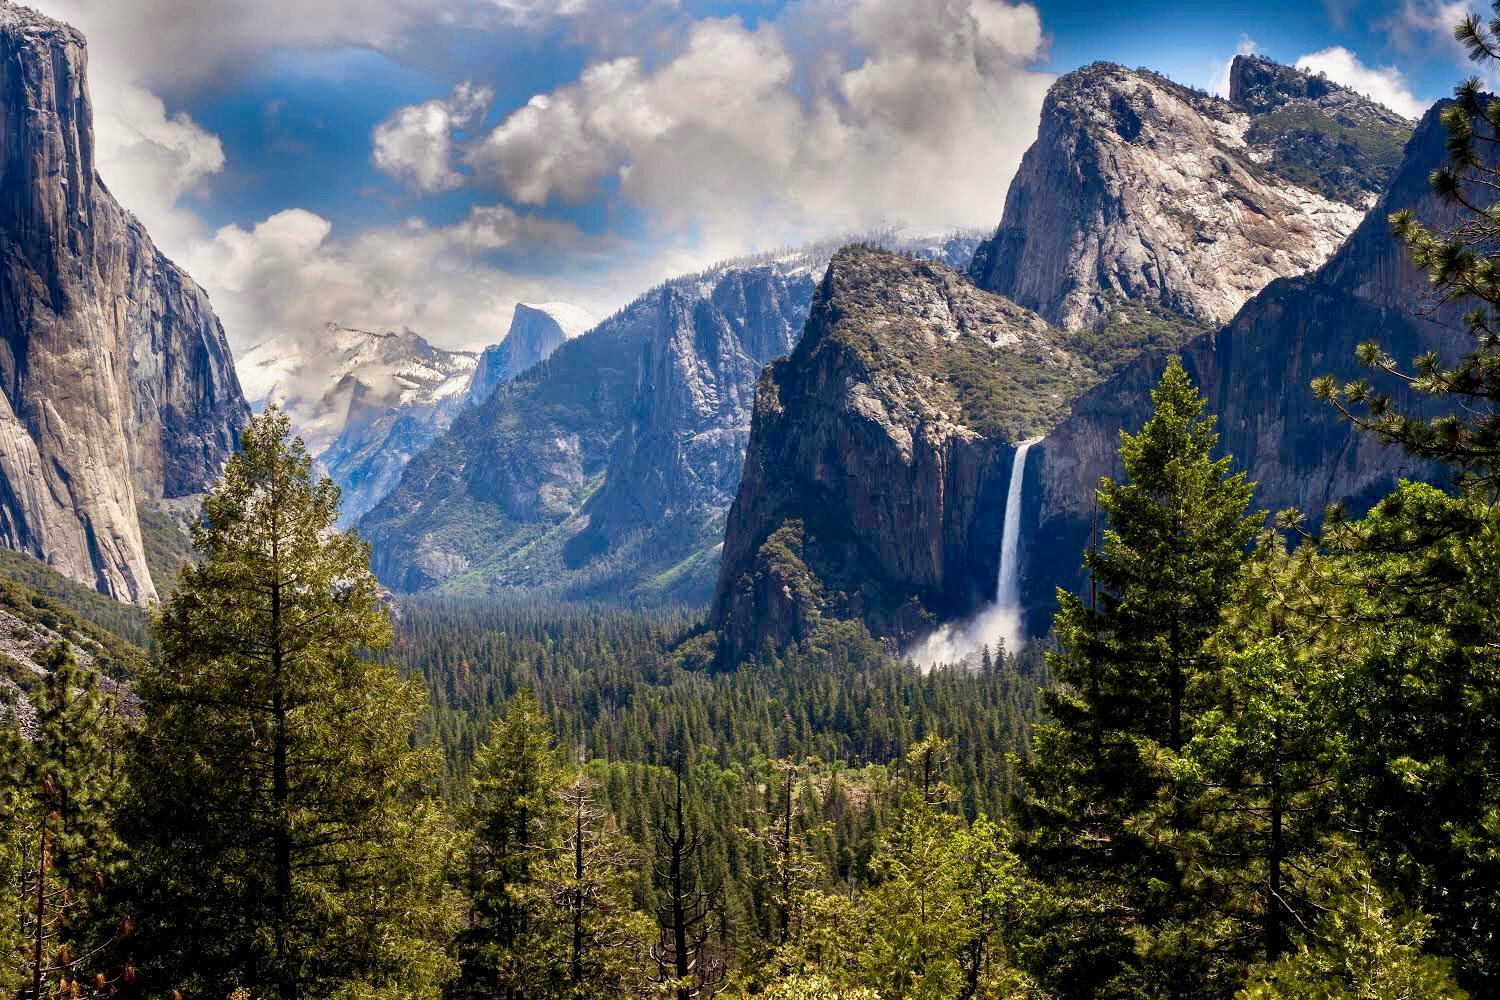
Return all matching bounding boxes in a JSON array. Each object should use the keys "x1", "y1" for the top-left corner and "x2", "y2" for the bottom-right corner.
[
  {"x1": 1240, "y1": 876, "x2": 1468, "y2": 1000},
  {"x1": 537, "y1": 769, "x2": 652, "y2": 998},
  {"x1": 0, "y1": 721, "x2": 25, "y2": 997},
  {"x1": 1016, "y1": 358, "x2": 1259, "y2": 997},
  {"x1": 457, "y1": 688, "x2": 567, "y2": 996},
  {"x1": 650, "y1": 766, "x2": 727, "y2": 1000},
  {"x1": 1307, "y1": 8, "x2": 1500, "y2": 987},
  {"x1": 1185, "y1": 538, "x2": 1350, "y2": 968},
  {"x1": 6, "y1": 644, "x2": 130, "y2": 999},
  {"x1": 123, "y1": 408, "x2": 456, "y2": 998}
]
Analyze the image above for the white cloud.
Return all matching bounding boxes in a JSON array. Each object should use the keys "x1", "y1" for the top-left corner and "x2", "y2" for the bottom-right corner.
[
  {"x1": 90, "y1": 75, "x2": 226, "y2": 247},
  {"x1": 185, "y1": 205, "x2": 596, "y2": 357},
  {"x1": 1294, "y1": 46, "x2": 1427, "y2": 119},
  {"x1": 373, "y1": 82, "x2": 494, "y2": 192},
  {"x1": 1208, "y1": 33, "x2": 1258, "y2": 99},
  {"x1": 466, "y1": 0, "x2": 1053, "y2": 250}
]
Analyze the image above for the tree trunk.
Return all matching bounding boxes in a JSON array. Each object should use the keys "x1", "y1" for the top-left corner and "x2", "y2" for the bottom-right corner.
[
  {"x1": 31, "y1": 818, "x2": 47, "y2": 1000},
  {"x1": 1267, "y1": 718, "x2": 1286, "y2": 962},
  {"x1": 271, "y1": 574, "x2": 296, "y2": 1000}
]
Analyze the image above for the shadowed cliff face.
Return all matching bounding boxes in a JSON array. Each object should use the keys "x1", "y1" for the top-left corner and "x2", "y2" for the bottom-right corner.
[
  {"x1": 709, "y1": 63, "x2": 1435, "y2": 663},
  {"x1": 361, "y1": 232, "x2": 980, "y2": 604},
  {"x1": 1021, "y1": 101, "x2": 1466, "y2": 633},
  {"x1": 968, "y1": 59, "x2": 1410, "y2": 332},
  {"x1": 0, "y1": 2, "x2": 248, "y2": 603},
  {"x1": 710, "y1": 247, "x2": 1089, "y2": 664}
]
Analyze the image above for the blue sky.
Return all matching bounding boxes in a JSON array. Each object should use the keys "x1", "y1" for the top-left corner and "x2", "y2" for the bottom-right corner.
[{"x1": 28, "y1": 0, "x2": 1489, "y2": 356}]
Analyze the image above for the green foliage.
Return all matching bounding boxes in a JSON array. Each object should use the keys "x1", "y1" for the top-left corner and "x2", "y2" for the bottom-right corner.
[
  {"x1": 134, "y1": 502, "x2": 198, "y2": 598},
  {"x1": 1064, "y1": 297, "x2": 1211, "y2": 381},
  {"x1": 0, "y1": 546, "x2": 151, "y2": 657},
  {"x1": 4, "y1": 644, "x2": 130, "y2": 996},
  {"x1": 1016, "y1": 358, "x2": 1262, "y2": 997},
  {"x1": 763, "y1": 745, "x2": 1032, "y2": 999},
  {"x1": 1241, "y1": 879, "x2": 1468, "y2": 999},
  {"x1": 124, "y1": 408, "x2": 457, "y2": 998},
  {"x1": 457, "y1": 689, "x2": 569, "y2": 994},
  {"x1": 1246, "y1": 103, "x2": 1410, "y2": 205}
]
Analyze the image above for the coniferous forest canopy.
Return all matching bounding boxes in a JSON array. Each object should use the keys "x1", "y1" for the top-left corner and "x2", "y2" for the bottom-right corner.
[{"x1": 8, "y1": 2, "x2": 1500, "y2": 999}]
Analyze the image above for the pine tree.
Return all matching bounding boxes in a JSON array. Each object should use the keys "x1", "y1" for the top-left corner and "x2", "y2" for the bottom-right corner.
[
  {"x1": 650, "y1": 766, "x2": 727, "y2": 1000},
  {"x1": 6, "y1": 644, "x2": 131, "y2": 999},
  {"x1": 457, "y1": 688, "x2": 567, "y2": 996},
  {"x1": 123, "y1": 408, "x2": 456, "y2": 998},
  {"x1": 537, "y1": 769, "x2": 652, "y2": 998},
  {"x1": 1016, "y1": 357, "x2": 1259, "y2": 998},
  {"x1": 1184, "y1": 538, "x2": 1350, "y2": 969},
  {"x1": 1306, "y1": 8, "x2": 1500, "y2": 988}
]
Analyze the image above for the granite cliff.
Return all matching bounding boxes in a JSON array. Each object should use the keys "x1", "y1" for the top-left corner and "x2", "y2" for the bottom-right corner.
[
  {"x1": 0, "y1": 1, "x2": 248, "y2": 603},
  {"x1": 968, "y1": 57, "x2": 1410, "y2": 333},
  {"x1": 465, "y1": 302, "x2": 594, "y2": 408},
  {"x1": 1019, "y1": 99, "x2": 1465, "y2": 633},
  {"x1": 360, "y1": 232, "x2": 980, "y2": 602},
  {"x1": 710, "y1": 247, "x2": 1089, "y2": 663}
]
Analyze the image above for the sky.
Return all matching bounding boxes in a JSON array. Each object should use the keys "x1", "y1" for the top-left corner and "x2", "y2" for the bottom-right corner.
[{"x1": 24, "y1": 0, "x2": 1495, "y2": 356}]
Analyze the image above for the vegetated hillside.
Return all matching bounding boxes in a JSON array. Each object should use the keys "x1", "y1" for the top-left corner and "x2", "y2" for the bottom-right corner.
[
  {"x1": 361, "y1": 231, "x2": 981, "y2": 607},
  {"x1": 0, "y1": 545, "x2": 150, "y2": 737}
]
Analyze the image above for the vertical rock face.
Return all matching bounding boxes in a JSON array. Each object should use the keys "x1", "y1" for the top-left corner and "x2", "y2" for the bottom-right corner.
[
  {"x1": 1022, "y1": 99, "x2": 1465, "y2": 632},
  {"x1": 968, "y1": 59, "x2": 1410, "y2": 331},
  {"x1": 710, "y1": 247, "x2": 1089, "y2": 664},
  {"x1": 0, "y1": 2, "x2": 249, "y2": 603},
  {"x1": 360, "y1": 231, "x2": 982, "y2": 602},
  {"x1": 465, "y1": 302, "x2": 594, "y2": 408}
]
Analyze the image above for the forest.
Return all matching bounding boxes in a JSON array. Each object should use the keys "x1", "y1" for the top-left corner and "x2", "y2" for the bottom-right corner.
[{"x1": 7, "y1": 18, "x2": 1500, "y2": 1000}]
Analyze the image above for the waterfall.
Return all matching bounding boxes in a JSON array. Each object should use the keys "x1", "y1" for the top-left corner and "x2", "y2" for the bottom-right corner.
[
  {"x1": 908, "y1": 437, "x2": 1039, "y2": 670},
  {"x1": 995, "y1": 438, "x2": 1036, "y2": 612}
]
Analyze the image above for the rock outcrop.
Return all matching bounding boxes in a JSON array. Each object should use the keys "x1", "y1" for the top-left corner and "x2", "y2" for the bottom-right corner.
[
  {"x1": 465, "y1": 302, "x2": 594, "y2": 407},
  {"x1": 711, "y1": 58, "x2": 1429, "y2": 661},
  {"x1": 0, "y1": 1, "x2": 248, "y2": 603},
  {"x1": 1019, "y1": 98, "x2": 1464, "y2": 632},
  {"x1": 238, "y1": 324, "x2": 477, "y2": 524},
  {"x1": 360, "y1": 231, "x2": 981, "y2": 602},
  {"x1": 968, "y1": 58, "x2": 1410, "y2": 331},
  {"x1": 710, "y1": 246, "x2": 1089, "y2": 663}
]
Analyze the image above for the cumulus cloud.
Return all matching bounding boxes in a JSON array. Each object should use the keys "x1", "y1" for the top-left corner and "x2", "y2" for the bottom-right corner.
[
  {"x1": 33, "y1": 0, "x2": 488, "y2": 91},
  {"x1": 90, "y1": 76, "x2": 226, "y2": 247},
  {"x1": 466, "y1": 0, "x2": 1053, "y2": 250},
  {"x1": 185, "y1": 205, "x2": 594, "y2": 356},
  {"x1": 373, "y1": 82, "x2": 494, "y2": 192},
  {"x1": 1208, "y1": 34, "x2": 1258, "y2": 98},
  {"x1": 1295, "y1": 46, "x2": 1427, "y2": 119}
]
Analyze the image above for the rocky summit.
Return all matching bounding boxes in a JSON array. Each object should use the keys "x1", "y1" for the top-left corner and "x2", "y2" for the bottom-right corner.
[
  {"x1": 1021, "y1": 97, "x2": 1466, "y2": 634},
  {"x1": 465, "y1": 302, "x2": 595, "y2": 408},
  {"x1": 713, "y1": 56, "x2": 1425, "y2": 658},
  {"x1": 0, "y1": 1, "x2": 248, "y2": 603},
  {"x1": 239, "y1": 324, "x2": 478, "y2": 525},
  {"x1": 359, "y1": 231, "x2": 980, "y2": 603},
  {"x1": 710, "y1": 246, "x2": 1090, "y2": 664},
  {"x1": 968, "y1": 57, "x2": 1411, "y2": 332}
]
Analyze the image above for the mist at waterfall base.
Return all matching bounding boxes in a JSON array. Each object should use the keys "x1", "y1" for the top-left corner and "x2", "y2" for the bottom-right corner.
[{"x1": 907, "y1": 439, "x2": 1038, "y2": 672}]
